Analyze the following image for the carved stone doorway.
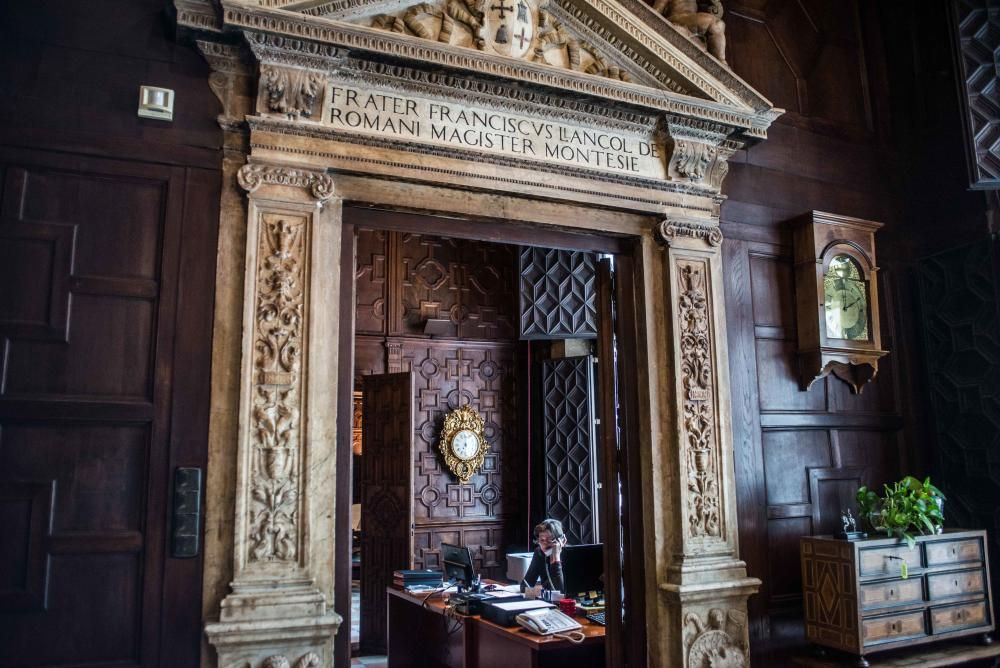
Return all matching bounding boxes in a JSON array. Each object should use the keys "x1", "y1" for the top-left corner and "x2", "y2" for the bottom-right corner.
[{"x1": 337, "y1": 207, "x2": 645, "y2": 667}]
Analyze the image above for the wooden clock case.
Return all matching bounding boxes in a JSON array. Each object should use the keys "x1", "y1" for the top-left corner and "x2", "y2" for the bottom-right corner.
[{"x1": 791, "y1": 211, "x2": 888, "y2": 394}]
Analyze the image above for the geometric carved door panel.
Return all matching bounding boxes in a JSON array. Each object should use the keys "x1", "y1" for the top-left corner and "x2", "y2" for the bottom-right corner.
[
  {"x1": 360, "y1": 372, "x2": 414, "y2": 655},
  {"x1": 519, "y1": 247, "x2": 597, "y2": 339},
  {"x1": 0, "y1": 154, "x2": 217, "y2": 667},
  {"x1": 540, "y1": 356, "x2": 599, "y2": 545}
]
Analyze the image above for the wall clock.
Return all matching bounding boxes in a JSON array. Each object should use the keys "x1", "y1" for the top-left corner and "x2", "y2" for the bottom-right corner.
[
  {"x1": 438, "y1": 405, "x2": 489, "y2": 484},
  {"x1": 791, "y1": 211, "x2": 888, "y2": 394}
]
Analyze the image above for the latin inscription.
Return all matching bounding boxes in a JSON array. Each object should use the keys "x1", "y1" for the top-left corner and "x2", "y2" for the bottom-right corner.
[{"x1": 327, "y1": 84, "x2": 665, "y2": 179}]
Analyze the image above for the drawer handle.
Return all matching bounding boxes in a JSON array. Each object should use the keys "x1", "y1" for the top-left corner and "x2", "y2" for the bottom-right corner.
[
  {"x1": 889, "y1": 622, "x2": 897, "y2": 632},
  {"x1": 955, "y1": 580, "x2": 960, "y2": 587},
  {"x1": 888, "y1": 589, "x2": 895, "y2": 597}
]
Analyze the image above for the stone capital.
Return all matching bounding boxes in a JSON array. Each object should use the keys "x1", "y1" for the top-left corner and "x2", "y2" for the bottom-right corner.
[
  {"x1": 237, "y1": 163, "x2": 337, "y2": 202},
  {"x1": 657, "y1": 218, "x2": 724, "y2": 248}
]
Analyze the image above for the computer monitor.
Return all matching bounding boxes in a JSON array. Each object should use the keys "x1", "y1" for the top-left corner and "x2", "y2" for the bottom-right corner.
[
  {"x1": 561, "y1": 543, "x2": 604, "y2": 598},
  {"x1": 440, "y1": 542, "x2": 476, "y2": 588}
]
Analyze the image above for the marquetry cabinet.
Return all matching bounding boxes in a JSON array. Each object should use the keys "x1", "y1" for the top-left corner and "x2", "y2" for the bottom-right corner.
[{"x1": 800, "y1": 530, "x2": 994, "y2": 667}]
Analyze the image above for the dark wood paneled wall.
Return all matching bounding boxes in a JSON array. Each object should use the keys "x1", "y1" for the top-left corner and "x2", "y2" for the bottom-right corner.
[
  {"x1": 0, "y1": 1, "x2": 221, "y2": 665},
  {"x1": 354, "y1": 227, "x2": 523, "y2": 580},
  {"x1": 711, "y1": 0, "x2": 917, "y2": 648}
]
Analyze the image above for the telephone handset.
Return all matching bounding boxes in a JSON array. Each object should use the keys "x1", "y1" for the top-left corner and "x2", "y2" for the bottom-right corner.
[{"x1": 515, "y1": 608, "x2": 582, "y2": 636}]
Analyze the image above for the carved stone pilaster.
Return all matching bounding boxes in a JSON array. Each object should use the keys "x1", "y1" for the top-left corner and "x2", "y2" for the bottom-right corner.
[
  {"x1": 655, "y1": 217, "x2": 759, "y2": 667},
  {"x1": 205, "y1": 162, "x2": 343, "y2": 668}
]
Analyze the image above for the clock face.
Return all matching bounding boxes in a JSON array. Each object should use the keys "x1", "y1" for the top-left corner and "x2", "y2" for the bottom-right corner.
[
  {"x1": 451, "y1": 429, "x2": 481, "y2": 461},
  {"x1": 824, "y1": 255, "x2": 869, "y2": 341}
]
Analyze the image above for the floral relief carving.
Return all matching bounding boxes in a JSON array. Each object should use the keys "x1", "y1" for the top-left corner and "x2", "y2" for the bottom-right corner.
[
  {"x1": 671, "y1": 139, "x2": 716, "y2": 182},
  {"x1": 248, "y1": 215, "x2": 309, "y2": 563},
  {"x1": 261, "y1": 652, "x2": 322, "y2": 668},
  {"x1": 237, "y1": 163, "x2": 336, "y2": 201},
  {"x1": 677, "y1": 261, "x2": 721, "y2": 539},
  {"x1": 368, "y1": 0, "x2": 630, "y2": 81},
  {"x1": 260, "y1": 64, "x2": 326, "y2": 120},
  {"x1": 684, "y1": 608, "x2": 748, "y2": 668}
]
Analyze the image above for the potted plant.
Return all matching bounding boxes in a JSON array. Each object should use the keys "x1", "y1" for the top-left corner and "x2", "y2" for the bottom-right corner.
[{"x1": 855, "y1": 476, "x2": 946, "y2": 578}]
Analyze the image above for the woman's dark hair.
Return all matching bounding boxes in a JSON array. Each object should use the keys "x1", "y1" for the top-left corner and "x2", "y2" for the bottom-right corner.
[{"x1": 533, "y1": 518, "x2": 565, "y2": 541}]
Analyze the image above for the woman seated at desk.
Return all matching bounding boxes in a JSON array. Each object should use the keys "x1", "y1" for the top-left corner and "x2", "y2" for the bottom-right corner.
[{"x1": 521, "y1": 518, "x2": 566, "y2": 594}]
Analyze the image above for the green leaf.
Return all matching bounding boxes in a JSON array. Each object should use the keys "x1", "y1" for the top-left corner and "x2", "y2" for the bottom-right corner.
[{"x1": 901, "y1": 561, "x2": 908, "y2": 579}]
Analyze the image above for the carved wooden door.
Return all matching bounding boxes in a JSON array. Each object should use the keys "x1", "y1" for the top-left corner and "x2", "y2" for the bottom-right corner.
[
  {"x1": 0, "y1": 150, "x2": 217, "y2": 666},
  {"x1": 540, "y1": 356, "x2": 599, "y2": 545},
  {"x1": 359, "y1": 372, "x2": 415, "y2": 655}
]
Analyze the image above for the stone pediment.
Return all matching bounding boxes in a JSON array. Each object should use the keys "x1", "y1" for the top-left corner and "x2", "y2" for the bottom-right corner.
[{"x1": 191, "y1": 0, "x2": 778, "y2": 137}]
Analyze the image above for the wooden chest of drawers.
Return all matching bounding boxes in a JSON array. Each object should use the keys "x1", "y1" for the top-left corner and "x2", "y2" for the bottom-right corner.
[{"x1": 800, "y1": 530, "x2": 994, "y2": 667}]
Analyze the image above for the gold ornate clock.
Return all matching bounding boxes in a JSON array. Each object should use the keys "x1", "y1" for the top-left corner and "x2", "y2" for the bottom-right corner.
[
  {"x1": 791, "y1": 211, "x2": 888, "y2": 394},
  {"x1": 438, "y1": 405, "x2": 488, "y2": 484}
]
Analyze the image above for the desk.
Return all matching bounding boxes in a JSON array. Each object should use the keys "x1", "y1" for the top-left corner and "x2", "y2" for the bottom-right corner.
[{"x1": 386, "y1": 586, "x2": 605, "y2": 668}]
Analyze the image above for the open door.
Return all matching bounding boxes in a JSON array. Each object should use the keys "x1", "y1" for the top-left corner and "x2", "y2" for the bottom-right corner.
[
  {"x1": 359, "y1": 372, "x2": 414, "y2": 655},
  {"x1": 596, "y1": 255, "x2": 646, "y2": 668}
]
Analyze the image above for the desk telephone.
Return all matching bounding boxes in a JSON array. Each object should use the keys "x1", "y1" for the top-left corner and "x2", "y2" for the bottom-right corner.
[{"x1": 515, "y1": 608, "x2": 582, "y2": 636}]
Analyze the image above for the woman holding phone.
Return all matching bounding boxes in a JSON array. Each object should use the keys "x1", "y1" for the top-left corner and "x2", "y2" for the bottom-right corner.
[{"x1": 521, "y1": 518, "x2": 567, "y2": 594}]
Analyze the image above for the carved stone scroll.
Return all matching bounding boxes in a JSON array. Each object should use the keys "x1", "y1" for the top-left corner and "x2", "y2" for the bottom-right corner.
[
  {"x1": 238, "y1": 163, "x2": 336, "y2": 201},
  {"x1": 658, "y1": 219, "x2": 723, "y2": 247}
]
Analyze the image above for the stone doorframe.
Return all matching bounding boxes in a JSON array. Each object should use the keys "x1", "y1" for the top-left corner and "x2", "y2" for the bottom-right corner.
[{"x1": 183, "y1": 1, "x2": 780, "y2": 665}]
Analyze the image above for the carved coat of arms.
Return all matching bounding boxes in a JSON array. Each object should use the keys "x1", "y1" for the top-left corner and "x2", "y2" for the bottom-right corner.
[{"x1": 481, "y1": 0, "x2": 538, "y2": 59}]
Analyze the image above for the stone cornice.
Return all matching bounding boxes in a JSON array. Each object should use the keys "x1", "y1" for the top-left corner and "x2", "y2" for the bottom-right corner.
[
  {"x1": 175, "y1": 0, "x2": 223, "y2": 32},
  {"x1": 219, "y1": 0, "x2": 778, "y2": 141}
]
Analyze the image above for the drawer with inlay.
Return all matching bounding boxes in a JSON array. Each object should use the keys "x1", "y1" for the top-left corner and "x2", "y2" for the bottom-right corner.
[
  {"x1": 929, "y1": 600, "x2": 989, "y2": 634},
  {"x1": 860, "y1": 577, "x2": 924, "y2": 611},
  {"x1": 926, "y1": 538, "x2": 982, "y2": 567},
  {"x1": 859, "y1": 544, "x2": 922, "y2": 577},
  {"x1": 927, "y1": 569, "x2": 985, "y2": 600},
  {"x1": 861, "y1": 610, "x2": 927, "y2": 645}
]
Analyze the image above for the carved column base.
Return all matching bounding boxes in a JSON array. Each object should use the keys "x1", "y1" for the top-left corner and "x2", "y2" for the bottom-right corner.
[
  {"x1": 206, "y1": 592, "x2": 341, "y2": 668},
  {"x1": 661, "y1": 577, "x2": 760, "y2": 667}
]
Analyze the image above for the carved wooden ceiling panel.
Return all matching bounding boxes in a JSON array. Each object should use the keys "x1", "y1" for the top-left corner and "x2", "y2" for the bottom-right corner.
[
  {"x1": 952, "y1": 0, "x2": 1000, "y2": 188},
  {"x1": 519, "y1": 247, "x2": 597, "y2": 339}
]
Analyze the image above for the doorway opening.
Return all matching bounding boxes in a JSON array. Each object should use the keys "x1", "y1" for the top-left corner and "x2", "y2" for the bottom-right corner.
[{"x1": 334, "y1": 207, "x2": 645, "y2": 668}]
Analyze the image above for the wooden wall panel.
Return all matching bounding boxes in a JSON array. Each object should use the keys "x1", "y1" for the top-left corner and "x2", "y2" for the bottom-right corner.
[
  {"x1": 0, "y1": 150, "x2": 218, "y2": 668},
  {"x1": 726, "y1": 235, "x2": 906, "y2": 642},
  {"x1": 355, "y1": 227, "x2": 522, "y2": 583}
]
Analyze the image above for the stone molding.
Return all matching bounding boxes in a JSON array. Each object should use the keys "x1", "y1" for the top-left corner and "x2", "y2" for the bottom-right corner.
[
  {"x1": 245, "y1": 30, "x2": 346, "y2": 70},
  {"x1": 238, "y1": 163, "x2": 336, "y2": 201},
  {"x1": 175, "y1": 0, "x2": 222, "y2": 32}
]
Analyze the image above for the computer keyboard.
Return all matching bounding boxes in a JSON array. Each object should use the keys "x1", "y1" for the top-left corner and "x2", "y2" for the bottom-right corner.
[{"x1": 586, "y1": 611, "x2": 606, "y2": 626}]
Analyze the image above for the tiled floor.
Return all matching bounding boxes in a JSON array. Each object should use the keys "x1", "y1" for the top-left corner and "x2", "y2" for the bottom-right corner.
[
  {"x1": 350, "y1": 580, "x2": 386, "y2": 667},
  {"x1": 351, "y1": 580, "x2": 360, "y2": 646}
]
